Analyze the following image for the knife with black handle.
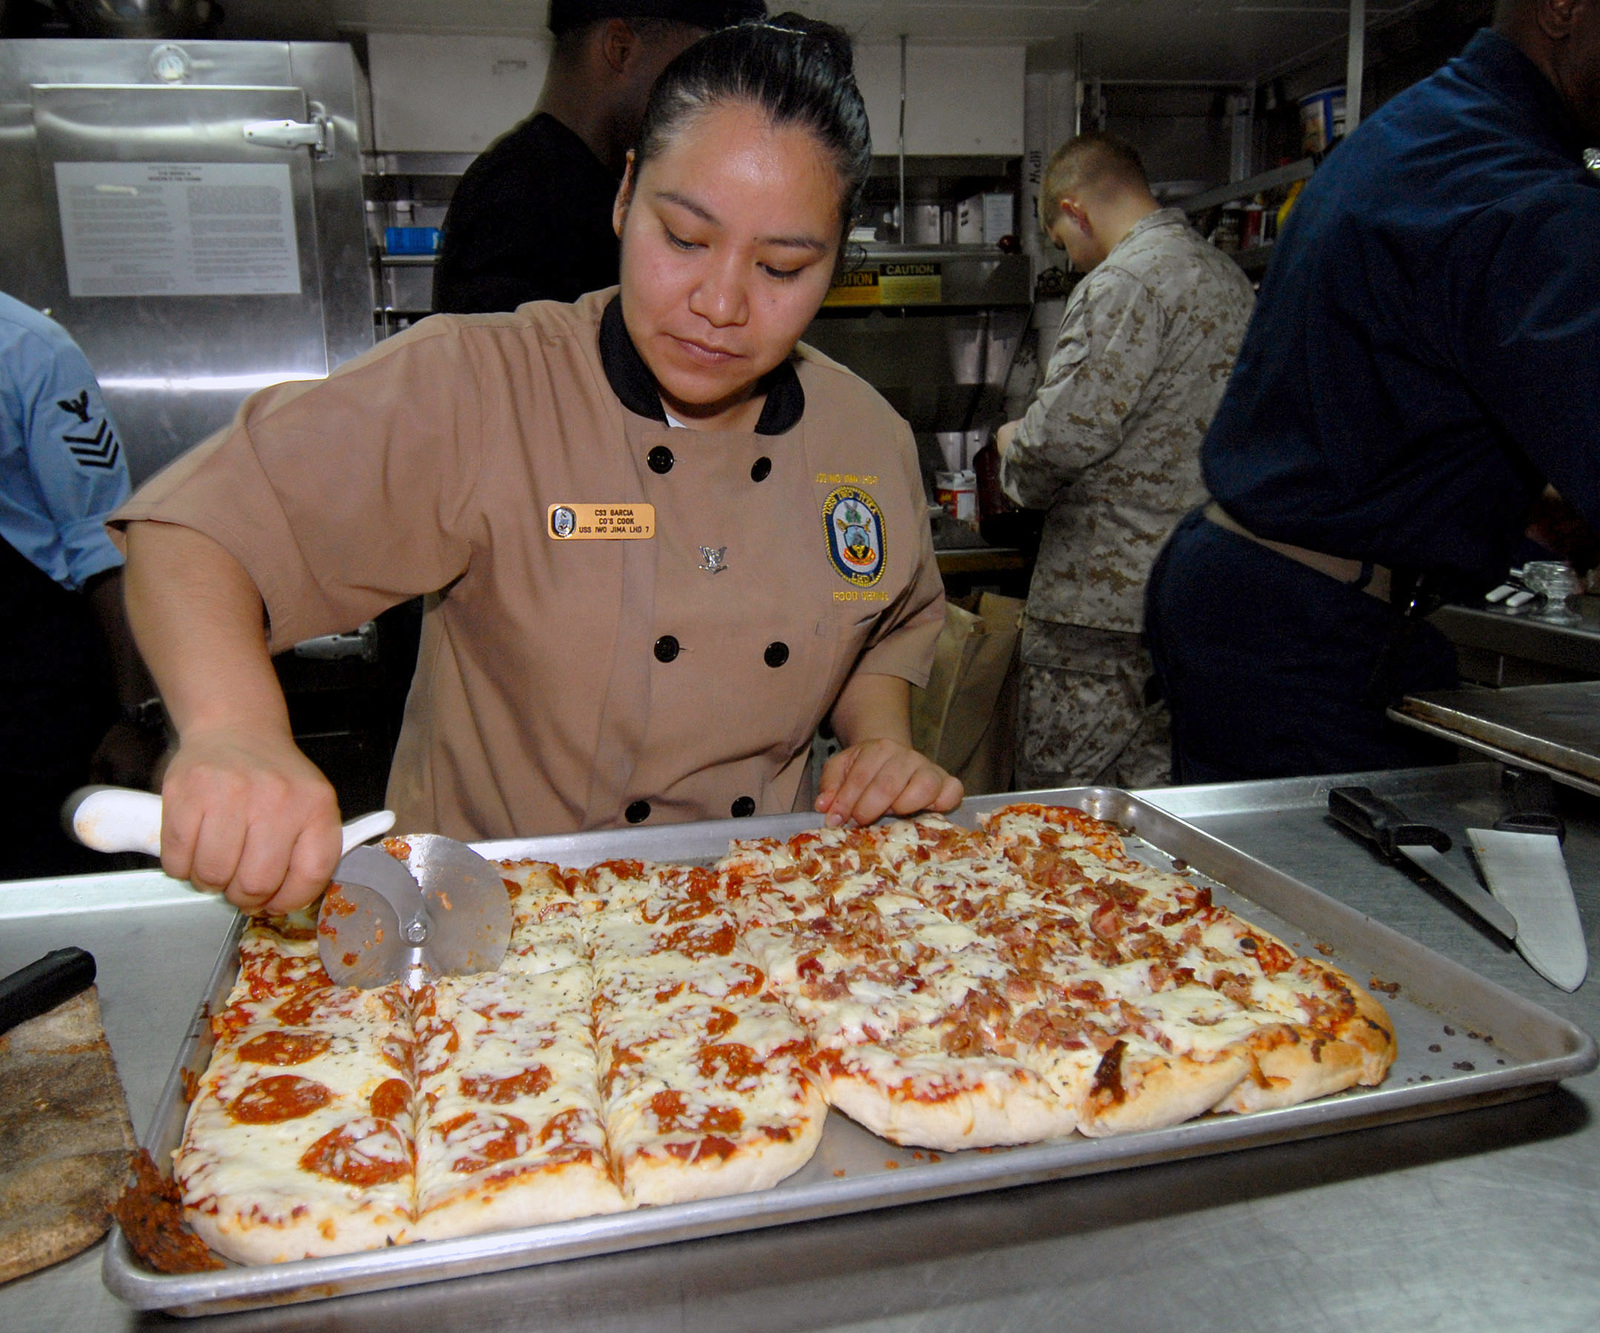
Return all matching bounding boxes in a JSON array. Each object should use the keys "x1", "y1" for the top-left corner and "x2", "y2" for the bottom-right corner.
[
  {"x1": 0, "y1": 947, "x2": 97, "y2": 1037},
  {"x1": 1328, "y1": 787, "x2": 1519, "y2": 939}
]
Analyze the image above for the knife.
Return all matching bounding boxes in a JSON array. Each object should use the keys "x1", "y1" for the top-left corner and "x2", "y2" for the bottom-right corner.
[
  {"x1": 1327, "y1": 786, "x2": 1519, "y2": 939},
  {"x1": 1466, "y1": 769, "x2": 1588, "y2": 992}
]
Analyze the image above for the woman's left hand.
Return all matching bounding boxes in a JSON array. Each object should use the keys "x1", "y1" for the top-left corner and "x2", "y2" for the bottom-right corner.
[{"x1": 816, "y1": 737, "x2": 963, "y2": 829}]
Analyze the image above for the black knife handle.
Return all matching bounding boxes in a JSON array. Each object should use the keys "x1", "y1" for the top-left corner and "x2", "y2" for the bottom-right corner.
[
  {"x1": 0, "y1": 947, "x2": 97, "y2": 1037},
  {"x1": 1497, "y1": 767, "x2": 1566, "y2": 843},
  {"x1": 1328, "y1": 786, "x2": 1452, "y2": 857}
]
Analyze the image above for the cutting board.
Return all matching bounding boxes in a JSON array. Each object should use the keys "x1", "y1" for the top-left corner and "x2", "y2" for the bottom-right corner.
[{"x1": 0, "y1": 985, "x2": 135, "y2": 1284}]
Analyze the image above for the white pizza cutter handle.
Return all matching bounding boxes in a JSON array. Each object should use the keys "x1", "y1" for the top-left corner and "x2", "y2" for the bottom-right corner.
[{"x1": 62, "y1": 785, "x2": 395, "y2": 860}]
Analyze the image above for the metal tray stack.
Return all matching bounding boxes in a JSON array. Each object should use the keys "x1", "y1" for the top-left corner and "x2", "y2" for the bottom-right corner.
[{"x1": 102, "y1": 790, "x2": 1598, "y2": 1316}]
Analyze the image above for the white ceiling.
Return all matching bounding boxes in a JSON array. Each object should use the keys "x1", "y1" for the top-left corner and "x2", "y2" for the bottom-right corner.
[{"x1": 218, "y1": 0, "x2": 1422, "y2": 83}]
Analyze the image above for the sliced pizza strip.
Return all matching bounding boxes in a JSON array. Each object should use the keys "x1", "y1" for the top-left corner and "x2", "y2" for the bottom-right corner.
[
  {"x1": 493, "y1": 859, "x2": 594, "y2": 977},
  {"x1": 176, "y1": 985, "x2": 416, "y2": 1264},
  {"x1": 410, "y1": 967, "x2": 625, "y2": 1240},
  {"x1": 584, "y1": 864, "x2": 825, "y2": 1206},
  {"x1": 598, "y1": 987, "x2": 826, "y2": 1206}
]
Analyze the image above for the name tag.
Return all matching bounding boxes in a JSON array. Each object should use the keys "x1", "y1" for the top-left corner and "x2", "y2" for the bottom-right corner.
[{"x1": 547, "y1": 503, "x2": 656, "y2": 540}]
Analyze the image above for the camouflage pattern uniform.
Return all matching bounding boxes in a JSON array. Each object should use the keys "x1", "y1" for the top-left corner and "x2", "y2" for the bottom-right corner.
[{"x1": 1001, "y1": 208, "x2": 1255, "y2": 790}]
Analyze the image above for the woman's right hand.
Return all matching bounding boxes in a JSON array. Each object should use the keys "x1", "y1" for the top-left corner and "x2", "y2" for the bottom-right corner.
[{"x1": 158, "y1": 726, "x2": 343, "y2": 915}]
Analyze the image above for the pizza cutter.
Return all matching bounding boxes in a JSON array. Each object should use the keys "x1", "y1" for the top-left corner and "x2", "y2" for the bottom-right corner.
[
  {"x1": 63, "y1": 785, "x2": 511, "y2": 989},
  {"x1": 318, "y1": 834, "x2": 512, "y2": 989},
  {"x1": 63, "y1": 785, "x2": 397, "y2": 865}
]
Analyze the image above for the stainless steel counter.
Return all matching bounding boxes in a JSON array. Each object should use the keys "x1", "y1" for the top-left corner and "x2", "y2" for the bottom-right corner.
[
  {"x1": 4, "y1": 761, "x2": 1597, "y2": 1331},
  {"x1": 1433, "y1": 597, "x2": 1600, "y2": 685}
]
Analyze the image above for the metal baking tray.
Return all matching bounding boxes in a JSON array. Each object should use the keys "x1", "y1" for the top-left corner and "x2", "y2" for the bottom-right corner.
[
  {"x1": 102, "y1": 789, "x2": 1598, "y2": 1316},
  {"x1": 1391, "y1": 681, "x2": 1600, "y2": 797}
]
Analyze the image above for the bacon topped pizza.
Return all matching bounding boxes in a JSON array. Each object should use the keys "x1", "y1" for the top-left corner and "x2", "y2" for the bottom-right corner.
[{"x1": 167, "y1": 805, "x2": 1395, "y2": 1266}]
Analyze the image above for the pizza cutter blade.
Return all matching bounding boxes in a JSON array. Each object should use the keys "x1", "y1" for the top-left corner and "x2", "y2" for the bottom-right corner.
[{"x1": 318, "y1": 835, "x2": 511, "y2": 989}]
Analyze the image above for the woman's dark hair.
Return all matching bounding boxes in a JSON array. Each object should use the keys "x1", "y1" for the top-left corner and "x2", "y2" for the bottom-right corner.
[{"x1": 632, "y1": 13, "x2": 872, "y2": 235}]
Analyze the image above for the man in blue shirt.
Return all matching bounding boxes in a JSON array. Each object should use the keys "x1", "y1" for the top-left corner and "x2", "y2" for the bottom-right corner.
[
  {"x1": 1, "y1": 291, "x2": 160, "y2": 878},
  {"x1": 1145, "y1": 0, "x2": 1600, "y2": 782}
]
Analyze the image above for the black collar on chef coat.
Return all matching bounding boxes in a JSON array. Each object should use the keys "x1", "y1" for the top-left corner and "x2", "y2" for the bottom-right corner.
[{"x1": 599, "y1": 294, "x2": 805, "y2": 435}]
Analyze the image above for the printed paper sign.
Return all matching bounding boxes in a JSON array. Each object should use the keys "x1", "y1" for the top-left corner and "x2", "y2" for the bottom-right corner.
[{"x1": 55, "y1": 161, "x2": 303, "y2": 297}]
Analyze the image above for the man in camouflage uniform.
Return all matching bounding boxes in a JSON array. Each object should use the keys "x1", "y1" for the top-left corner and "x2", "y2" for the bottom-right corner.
[{"x1": 996, "y1": 132, "x2": 1255, "y2": 789}]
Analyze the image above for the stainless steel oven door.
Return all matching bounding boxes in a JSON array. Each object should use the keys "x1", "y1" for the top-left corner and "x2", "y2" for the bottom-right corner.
[{"x1": 29, "y1": 81, "x2": 331, "y2": 480}]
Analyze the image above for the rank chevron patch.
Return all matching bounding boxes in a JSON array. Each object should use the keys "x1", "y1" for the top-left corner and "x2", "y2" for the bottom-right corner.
[{"x1": 63, "y1": 418, "x2": 121, "y2": 470}]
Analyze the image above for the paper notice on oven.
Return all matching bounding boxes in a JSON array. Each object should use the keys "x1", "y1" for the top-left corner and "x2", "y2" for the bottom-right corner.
[{"x1": 54, "y1": 162, "x2": 303, "y2": 297}]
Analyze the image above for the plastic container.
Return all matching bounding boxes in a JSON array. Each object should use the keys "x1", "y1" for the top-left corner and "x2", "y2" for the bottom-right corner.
[
  {"x1": 385, "y1": 226, "x2": 442, "y2": 255},
  {"x1": 1299, "y1": 87, "x2": 1346, "y2": 155},
  {"x1": 935, "y1": 470, "x2": 978, "y2": 524}
]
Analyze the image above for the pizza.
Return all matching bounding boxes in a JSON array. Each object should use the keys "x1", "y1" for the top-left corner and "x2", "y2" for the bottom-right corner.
[{"x1": 166, "y1": 808, "x2": 1396, "y2": 1267}]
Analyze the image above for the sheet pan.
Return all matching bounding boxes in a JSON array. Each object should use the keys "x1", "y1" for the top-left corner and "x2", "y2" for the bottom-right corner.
[{"x1": 101, "y1": 789, "x2": 1598, "y2": 1315}]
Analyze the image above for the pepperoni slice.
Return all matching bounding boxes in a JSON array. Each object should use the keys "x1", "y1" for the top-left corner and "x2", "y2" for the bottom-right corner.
[
  {"x1": 660, "y1": 921, "x2": 737, "y2": 958},
  {"x1": 272, "y1": 986, "x2": 335, "y2": 1027},
  {"x1": 538, "y1": 1106, "x2": 590, "y2": 1147},
  {"x1": 236, "y1": 1031, "x2": 332, "y2": 1067},
  {"x1": 379, "y1": 1036, "x2": 415, "y2": 1074},
  {"x1": 697, "y1": 1042, "x2": 763, "y2": 1087},
  {"x1": 460, "y1": 1066, "x2": 552, "y2": 1104},
  {"x1": 370, "y1": 1077, "x2": 411, "y2": 1121},
  {"x1": 228, "y1": 1074, "x2": 333, "y2": 1124},
  {"x1": 726, "y1": 963, "x2": 765, "y2": 998},
  {"x1": 439, "y1": 1112, "x2": 531, "y2": 1174},
  {"x1": 704, "y1": 1007, "x2": 738, "y2": 1038},
  {"x1": 649, "y1": 1089, "x2": 687, "y2": 1128},
  {"x1": 299, "y1": 1117, "x2": 412, "y2": 1186},
  {"x1": 647, "y1": 1090, "x2": 744, "y2": 1137},
  {"x1": 664, "y1": 1135, "x2": 737, "y2": 1163}
]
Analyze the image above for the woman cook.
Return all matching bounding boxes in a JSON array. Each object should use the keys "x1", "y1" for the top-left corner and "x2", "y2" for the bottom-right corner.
[{"x1": 115, "y1": 16, "x2": 961, "y2": 913}]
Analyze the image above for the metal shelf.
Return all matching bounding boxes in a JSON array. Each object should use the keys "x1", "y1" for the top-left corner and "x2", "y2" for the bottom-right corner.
[{"x1": 1178, "y1": 158, "x2": 1314, "y2": 214}]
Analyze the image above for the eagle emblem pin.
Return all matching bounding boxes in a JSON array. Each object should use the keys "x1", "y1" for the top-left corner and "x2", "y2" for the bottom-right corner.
[{"x1": 698, "y1": 545, "x2": 729, "y2": 574}]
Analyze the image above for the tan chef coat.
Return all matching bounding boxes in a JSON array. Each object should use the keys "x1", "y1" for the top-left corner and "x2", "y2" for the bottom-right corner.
[{"x1": 113, "y1": 290, "x2": 944, "y2": 840}]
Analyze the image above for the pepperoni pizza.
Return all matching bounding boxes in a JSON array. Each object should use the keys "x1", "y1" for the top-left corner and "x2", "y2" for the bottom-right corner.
[{"x1": 169, "y1": 808, "x2": 1395, "y2": 1265}]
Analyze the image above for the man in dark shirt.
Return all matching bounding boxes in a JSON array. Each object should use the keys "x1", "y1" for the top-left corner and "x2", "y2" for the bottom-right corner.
[
  {"x1": 434, "y1": 0, "x2": 765, "y2": 314},
  {"x1": 1145, "y1": 0, "x2": 1600, "y2": 782}
]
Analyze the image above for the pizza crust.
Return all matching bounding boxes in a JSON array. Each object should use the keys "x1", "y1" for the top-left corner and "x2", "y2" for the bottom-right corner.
[
  {"x1": 1212, "y1": 1023, "x2": 1370, "y2": 1115},
  {"x1": 1077, "y1": 1043, "x2": 1254, "y2": 1137},
  {"x1": 185, "y1": 1187, "x2": 411, "y2": 1266},
  {"x1": 409, "y1": 1157, "x2": 627, "y2": 1241},
  {"x1": 821, "y1": 1048, "x2": 1078, "y2": 1151}
]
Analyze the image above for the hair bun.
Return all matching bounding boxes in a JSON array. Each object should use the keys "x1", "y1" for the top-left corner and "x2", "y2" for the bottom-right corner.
[{"x1": 764, "y1": 11, "x2": 854, "y2": 75}]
